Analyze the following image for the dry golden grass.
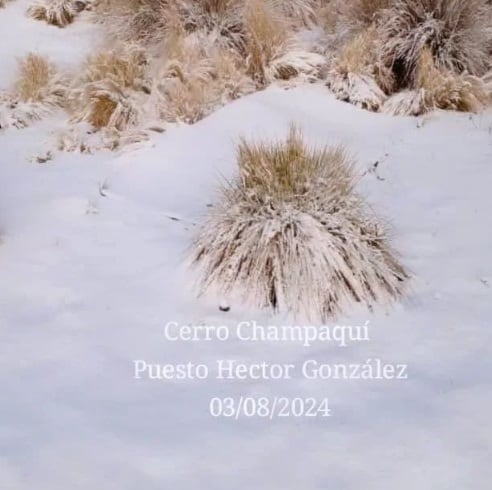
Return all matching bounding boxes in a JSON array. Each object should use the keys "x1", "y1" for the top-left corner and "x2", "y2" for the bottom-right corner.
[
  {"x1": 153, "y1": 31, "x2": 254, "y2": 123},
  {"x1": 82, "y1": 47, "x2": 146, "y2": 87},
  {"x1": 338, "y1": 0, "x2": 391, "y2": 29},
  {"x1": 243, "y1": 0, "x2": 325, "y2": 86},
  {"x1": 69, "y1": 45, "x2": 148, "y2": 130},
  {"x1": 15, "y1": 54, "x2": 52, "y2": 102},
  {"x1": 0, "y1": 53, "x2": 68, "y2": 129},
  {"x1": 327, "y1": 28, "x2": 393, "y2": 110},
  {"x1": 27, "y1": 0, "x2": 90, "y2": 27},
  {"x1": 88, "y1": 95, "x2": 117, "y2": 128},
  {"x1": 192, "y1": 126, "x2": 408, "y2": 320},
  {"x1": 15, "y1": 53, "x2": 67, "y2": 107},
  {"x1": 243, "y1": 0, "x2": 288, "y2": 84},
  {"x1": 333, "y1": 27, "x2": 377, "y2": 76},
  {"x1": 378, "y1": 0, "x2": 492, "y2": 90},
  {"x1": 383, "y1": 48, "x2": 491, "y2": 115},
  {"x1": 416, "y1": 48, "x2": 490, "y2": 113}
]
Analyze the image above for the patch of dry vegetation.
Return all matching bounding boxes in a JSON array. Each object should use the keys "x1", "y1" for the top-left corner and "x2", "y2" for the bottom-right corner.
[
  {"x1": 337, "y1": 0, "x2": 390, "y2": 31},
  {"x1": 191, "y1": 127, "x2": 408, "y2": 320},
  {"x1": 27, "y1": 0, "x2": 92, "y2": 27},
  {"x1": 0, "y1": 53, "x2": 67, "y2": 129},
  {"x1": 152, "y1": 31, "x2": 254, "y2": 123},
  {"x1": 5, "y1": 0, "x2": 491, "y2": 145},
  {"x1": 327, "y1": 27, "x2": 392, "y2": 110},
  {"x1": 324, "y1": 0, "x2": 492, "y2": 115},
  {"x1": 377, "y1": 0, "x2": 492, "y2": 89},
  {"x1": 383, "y1": 48, "x2": 491, "y2": 115},
  {"x1": 243, "y1": 0, "x2": 325, "y2": 86},
  {"x1": 68, "y1": 44, "x2": 149, "y2": 130}
]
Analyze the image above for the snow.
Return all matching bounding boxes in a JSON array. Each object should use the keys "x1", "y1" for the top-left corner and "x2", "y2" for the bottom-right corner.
[{"x1": 1, "y1": 7, "x2": 492, "y2": 490}]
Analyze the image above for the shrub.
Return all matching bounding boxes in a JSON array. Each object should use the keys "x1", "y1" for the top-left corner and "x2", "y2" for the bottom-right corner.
[{"x1": 191, "y1": 127, "x2": 408, "y2": 320}]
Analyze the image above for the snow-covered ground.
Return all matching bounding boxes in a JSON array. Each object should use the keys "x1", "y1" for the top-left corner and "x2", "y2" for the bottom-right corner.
[{"x1": 1, "y1": 3, "x2": 492, "y2": 489}]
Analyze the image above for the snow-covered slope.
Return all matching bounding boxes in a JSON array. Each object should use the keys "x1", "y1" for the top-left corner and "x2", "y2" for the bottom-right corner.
[{"x1": 1, "y1": 3, "x2": 492, "y2": 489}]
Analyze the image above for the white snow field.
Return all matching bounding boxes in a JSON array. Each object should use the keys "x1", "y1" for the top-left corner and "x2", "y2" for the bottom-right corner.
[{"x1": 1, "y1": 2, "x2": 492, "y2": 490}]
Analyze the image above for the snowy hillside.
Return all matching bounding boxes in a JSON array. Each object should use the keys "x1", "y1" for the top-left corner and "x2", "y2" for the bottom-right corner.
[{"x1": 1, "y1": 1, "x2": 492, "y2": 489}]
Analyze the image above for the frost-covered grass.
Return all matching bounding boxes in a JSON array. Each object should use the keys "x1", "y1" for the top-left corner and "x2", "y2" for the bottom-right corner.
[
  {"x1": 1, "y1": 0, "x2": 492, "y2": 152},
  {"x1": 27, "y1": 0, "x2": 92, "y2": 27},
  {"x1": 377, "y1": 0, "x2": 492, "y2": 89},
  {"x1": 192, "y1": 126, "x2": 408, "y2": 321}
]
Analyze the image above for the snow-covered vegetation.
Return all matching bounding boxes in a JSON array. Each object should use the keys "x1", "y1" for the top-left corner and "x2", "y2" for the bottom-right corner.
[
  {"x1": 1, "y1": 0, "x2": 490, "y2": 148},
  {"x1": 1, "y1": 1, "x2": 492, "y2": 488},
  {"x1": 192, "y1": 127, "x2": 407, "y2": 320}
]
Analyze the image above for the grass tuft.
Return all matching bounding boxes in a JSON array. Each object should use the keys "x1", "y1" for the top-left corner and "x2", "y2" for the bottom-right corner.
[{"x1": 192, "y1": 126, "x2": 408, "y2": 320}]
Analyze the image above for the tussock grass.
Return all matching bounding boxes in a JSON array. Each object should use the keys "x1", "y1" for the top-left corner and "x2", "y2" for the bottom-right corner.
[
  {"x1": 16, "y1": 53, "x2": 52, "y2": 103},
  {"x1": 152, "y1": 31, "x2": 254, "y2": 123},
  {"x1": 0, "y1": 53, "x2": 67, "y2": 129},
  {"x1": 15, "y1": 53, "x2": 67, "y2": 106},
  {"x1": 416, "y1": 48, "x2": 490, "y2": 112},
  {"x1": 69, "y1": 45, "x2": 148, "y2": 130},
  {"x1": 378, "y1": 0, "x2": 492, "y2": 90},
  {"x1": 324, "y1": 0, "x2": 492, "y2": 115},
  {"x1": 192, "y1": 127, "x2": 408, "y2": 320},
  {"x1": 27, "y1": 0, "x2": 91, "y2": 27},
  {"x1": 338, "y1": 0, "x2": 391, "y2": 30},
  {"x1": 327, "y1": 27, "x2": 392, "y2": 110},
  {"x1": 244, "y1": 0, "x2": 325, "y2": 86},
  {"x1": 383, "y1": 48, "x2": 491, "y2": 115}
]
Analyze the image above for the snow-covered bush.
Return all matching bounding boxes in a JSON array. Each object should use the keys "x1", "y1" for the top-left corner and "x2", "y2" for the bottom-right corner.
[
  {"x1": 27, "y1": 0, "x2": 92, "y2": 27},
  {"x1": 377, "y1": 0, "x2": 492, "y2": 90},
  {"x1": 191, "y1": 127, "x2": 408, "y2": 320}
]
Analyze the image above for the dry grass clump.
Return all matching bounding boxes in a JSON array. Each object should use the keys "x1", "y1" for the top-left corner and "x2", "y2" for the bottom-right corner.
[
  {"x1": 27, "y1": 0, "x2": 92, "y2": 27},
  {"x1": 324, "y1": 0, "x2": 492, "y2": 115},
  {"x1": 243, "y1": 0, "x2": 326, "y2": 86},
  {"x1": 327, "y1": 27, "x2": 392, "y2": 110},
  {"x1": 383, "y1": 48, "x2": 491, "y2": 115},
  {"x1": 0, "y1": 0, "x2": 15, "y2": 8},
  {"x1": 378, "y1": 0, "x2": 492, "y2": 90},
  {"x1": 337, "y1": 0, "x2": 391, "y2": 31},
  {"x1": 95, "y1": 0, "x2": 326, "y2": 88},
  {"x1": 93, "y1": 0, "x2": 172, "y2": 45},
  {"x1": 94, "y1": 0, "x2": 244, "y2": 47},
  {"x1": 191, "y1": 127, "x2": 408, "y2": 320},
  {"x1": 0, "y1": 53, "x2": 68, "y2": 128},
  {"x1": 153, "y1": 33, "x2": 254, "y2": 123},
  {"x1": 69, "y1": 45, "x2": 149, "y2": 130},
  {"x1": 16, "y1": 53, "x2": 54, "y2": 102}
]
